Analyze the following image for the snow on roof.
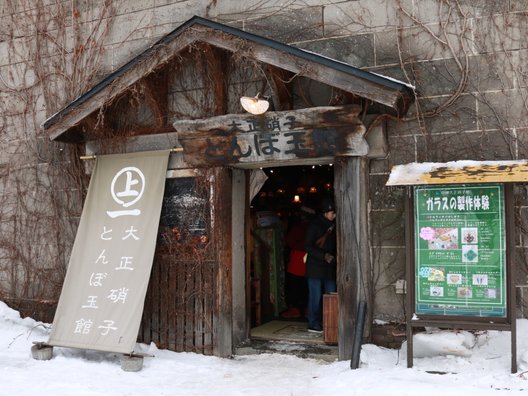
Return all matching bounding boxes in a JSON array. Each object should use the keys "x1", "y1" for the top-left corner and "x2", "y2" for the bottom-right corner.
[
  {"x1": 298, "y1": 48, "x2": 416, "y2": 90},
  {"x1": 371, "y1": 71, "x2": 416, "y2": 90},
  {"x1": 387, "y1": 160, "x2": 528, "y2": 186}
]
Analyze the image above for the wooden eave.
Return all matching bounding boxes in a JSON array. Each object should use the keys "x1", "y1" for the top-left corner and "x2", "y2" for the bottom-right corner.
[
  {"x1": 43, "y1": 16, "x2": 415, "y2": 143},
  {"x1": 386, "y1": 160, "x2": 528, "y2": 186}
]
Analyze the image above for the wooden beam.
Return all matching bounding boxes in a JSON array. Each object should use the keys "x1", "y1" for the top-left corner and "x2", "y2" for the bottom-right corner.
[
  {"x1": 203, "y1": 44, "x2": 227, "y2": 116},
  {"x1": 265, "y1": 65, "x2": 293, "y2": 111},
  {"x1": 212, "y1": 167, "x2": 233, "y2": 357},
  {"x1": 198, "y1": 28, "x2": 408, "y2": 112},
  {"x1": 387, "y1": 160, "x2": 528, "y2": 186},
  {"x1": 141, "y1": 69, "x2": 170, "y2": 128},
  {"x1": 78, "y1": 113, "x2": 114, "y2": 138}
]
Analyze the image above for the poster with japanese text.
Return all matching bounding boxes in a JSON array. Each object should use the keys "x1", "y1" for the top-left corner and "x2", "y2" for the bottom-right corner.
[{"x1": 414, "y1": 184, "x2": 506, "y2": 317}]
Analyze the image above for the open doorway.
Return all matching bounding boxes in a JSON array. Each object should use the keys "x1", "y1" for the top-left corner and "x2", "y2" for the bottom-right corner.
[{"x1": 248, "y1": 164, "x2": 335, "y2": 345}]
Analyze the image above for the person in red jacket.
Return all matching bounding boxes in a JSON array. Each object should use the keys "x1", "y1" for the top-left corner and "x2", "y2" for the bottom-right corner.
[{"x1": 280, "y1": 207, "x2": 312, "y2": 319}]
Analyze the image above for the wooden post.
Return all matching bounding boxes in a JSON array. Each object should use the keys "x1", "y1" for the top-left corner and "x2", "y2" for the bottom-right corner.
[
  {"x1": 212, "y1": 167, "x2": 233, "y2": 357},
  {"x1": 405, "y1": 187, "x2": 414, "y2": 368},
  {"x1": 231, "y1": 168, "x2": 247, "y2": 346},
  {"x1": 505, "y1": 184, "x2": 517, "y2": 373},
  {"x1": 335, "y1": 156, "x2": 369, "y2": 361}
]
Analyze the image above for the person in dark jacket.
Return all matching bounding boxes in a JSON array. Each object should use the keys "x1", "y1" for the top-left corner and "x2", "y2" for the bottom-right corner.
[{"x1": 304, "y1": 197, "x2": 337, "y2": 333}]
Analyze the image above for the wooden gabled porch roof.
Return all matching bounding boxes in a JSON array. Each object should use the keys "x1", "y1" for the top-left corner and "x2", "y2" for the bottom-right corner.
[{"x1": 43, "y1": 15, "x2": 415, "y2": 143}]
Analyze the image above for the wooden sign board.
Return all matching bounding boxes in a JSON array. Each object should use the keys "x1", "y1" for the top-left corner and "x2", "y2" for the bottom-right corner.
[{"x1": 172, "y1": 105, "x2": 367, "y2": 167}]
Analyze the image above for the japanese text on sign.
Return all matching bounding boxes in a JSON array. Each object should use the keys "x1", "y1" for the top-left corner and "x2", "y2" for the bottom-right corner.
[
  {"x1": 48, "y1": 150, "x2": 169, "y2": 354},
  {"x1": 425, "y1": 195, "x2": 490, "y2": 212},
  {"x1": 76, "y1": 167, "x2": 146, "y2": 336},
  {"x1": 204, "y1": 116, "x2": 340, "y2": 162}
]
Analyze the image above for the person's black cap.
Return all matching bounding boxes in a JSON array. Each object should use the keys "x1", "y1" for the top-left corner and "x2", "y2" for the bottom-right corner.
[{"x1": 321, "y1": 197, "x2": 336, "y2": 213}]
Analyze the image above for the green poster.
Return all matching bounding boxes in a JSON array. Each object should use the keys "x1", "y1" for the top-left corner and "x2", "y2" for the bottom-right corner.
[{"x1": 414, "y1": 184, "x2": 506, "y2": 317}]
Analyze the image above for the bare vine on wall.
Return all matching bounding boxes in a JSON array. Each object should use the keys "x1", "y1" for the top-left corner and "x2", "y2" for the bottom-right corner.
[
  {"x1": 366, "y1": 0, "x2": 528, "y2": 327},
  {"x1": 311, "y1": 0, "x2": 528, "y2": 331},
  {"x1": 0, "y1": 0, "x2": 116, "y2": 313}
]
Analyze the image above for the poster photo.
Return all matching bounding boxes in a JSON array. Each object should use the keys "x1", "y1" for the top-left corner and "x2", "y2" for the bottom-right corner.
[
  {"x1": 462, "y1": 245, "x2": 479, "y2": 263},
  {"x1": 461, "y1": 227, "x2": 478, "y2": 244},
  {"x1": 426, "y1": 228, "x2": 458, "y2": 250}
]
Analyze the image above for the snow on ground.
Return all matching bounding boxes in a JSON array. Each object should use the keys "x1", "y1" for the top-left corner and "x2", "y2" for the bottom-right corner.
[{"x1": 1, "y1": 301, "x2": 527, "y2": 396}]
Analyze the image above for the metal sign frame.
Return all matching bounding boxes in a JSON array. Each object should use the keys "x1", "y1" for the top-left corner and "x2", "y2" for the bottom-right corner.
[{"x1": 405, "y1": 183, "x2": 517, "y2": 373}]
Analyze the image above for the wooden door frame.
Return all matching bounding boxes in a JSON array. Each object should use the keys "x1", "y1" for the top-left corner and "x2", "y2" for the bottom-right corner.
[
  {"x1": 233, "y1": 158, "x2": 369, "y2": 361},
  {"x1": 335, "y1": 156, "x2": 369, "y2": 361}
]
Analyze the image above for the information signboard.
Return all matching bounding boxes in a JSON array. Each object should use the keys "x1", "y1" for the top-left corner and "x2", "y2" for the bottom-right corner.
[{"x1": 414, "y1": 183, "x2": 506, "y2": 317}]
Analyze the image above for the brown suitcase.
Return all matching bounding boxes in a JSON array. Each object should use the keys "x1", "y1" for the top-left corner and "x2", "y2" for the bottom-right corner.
[{"x1": 323, "y1": 293, "x2": 338, "y2": 344}]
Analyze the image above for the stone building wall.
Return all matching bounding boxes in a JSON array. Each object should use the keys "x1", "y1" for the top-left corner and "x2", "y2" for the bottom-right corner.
[{"x1": 1, "y1": 0, "x2": 527, "y2": 322}]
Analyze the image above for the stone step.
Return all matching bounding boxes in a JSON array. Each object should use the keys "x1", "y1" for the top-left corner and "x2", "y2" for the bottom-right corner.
[{"x1": 235, "y1": 339, "x2": 338, "y2": 363}]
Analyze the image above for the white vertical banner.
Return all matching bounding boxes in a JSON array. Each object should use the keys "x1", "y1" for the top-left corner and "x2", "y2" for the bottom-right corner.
[{"x1": 48, "y1": 150, "x2": 170, "y2": 354}]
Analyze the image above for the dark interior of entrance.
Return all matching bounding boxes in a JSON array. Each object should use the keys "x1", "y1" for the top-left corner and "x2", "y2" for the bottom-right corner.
[{"x1": 249, "y1": 164, "x2": 335, "y2": 344}]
